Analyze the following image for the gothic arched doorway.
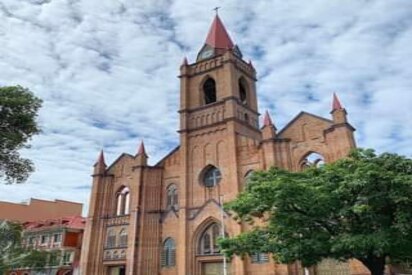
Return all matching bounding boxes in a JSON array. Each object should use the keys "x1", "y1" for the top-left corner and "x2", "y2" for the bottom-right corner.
[{"x1": 194, "y1": 221, "x2": 232, "y2": 275}]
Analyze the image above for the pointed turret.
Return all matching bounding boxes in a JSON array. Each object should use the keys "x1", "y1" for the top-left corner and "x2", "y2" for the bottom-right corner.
[
  {"x1": 263, "y1": 110, "x2": 273, "y2": 127},
  {"x1": 332, "y1": 93, "x2": 343, "y2": 111},
  {"x1": 182, "y1": 57, "x2": 188, "y2": 66},
  {"x1": 330, "y1": 93, "x2": 347, "y2": 123},
  {"x1": 248, "y1": 59, "x2": 255, "y2": 71},
  {"x1": 136, "y1": 141, "x2": 148, "y2": 166},
  {"x1": 93, "y1": 150, "x2": 106, "y2": 175},
  {"x1": 262, "y1": 110, "x2": 276, "y2": 139}
]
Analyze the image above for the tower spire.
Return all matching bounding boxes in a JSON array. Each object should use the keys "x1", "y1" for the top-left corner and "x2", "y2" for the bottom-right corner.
[{"x1": 205, "y1": 15, "x2": 234, "y2": 50}]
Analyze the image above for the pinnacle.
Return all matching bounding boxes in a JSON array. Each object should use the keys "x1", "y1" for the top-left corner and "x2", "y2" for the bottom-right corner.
[
  {"x1": 332, "y1": 93, "x2": 343, "y2": 111},
  {"x1": 182, "y1": 56, "x2": 188, "y2": 66},
  {"x1": 263, "y1": 110, "x2": 273, "y2": 127},
  {"x1": 95, "y1": 149, "x2": 106, "y2": 166},
  {"x1": 137, "y1": 141, "x2": 146, "y2": 156}
]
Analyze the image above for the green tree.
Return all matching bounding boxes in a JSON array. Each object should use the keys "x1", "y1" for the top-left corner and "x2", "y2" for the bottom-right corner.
[
  {"x1": 220, "y1": 149, "x2": 412, "y2": 275},
  {"x1": 0, "y1": 220, "x2": 50, "y2": 274},
  {"x1": 0, "y1": 85, "x2": 42, "y2": 184}
]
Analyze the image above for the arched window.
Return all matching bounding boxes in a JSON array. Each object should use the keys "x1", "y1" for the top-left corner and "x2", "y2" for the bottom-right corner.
[
  {"x1": 239, "y1": 78, "x2": 248, "y2": 105},
  {"x1": 106, "y1": 229, "x2": 116, "y2": 248},
  {"x1": 300, "y1": 152, "x2": 325, "y2": 170},
  {"x1": 245, "y1": 170, "x2": 254, "y2": 183},
  {"x1": 116, "y1": 187, "x2": 130, "y2": 216},
  {"x1": 201, "y1": 166, "x2": 222, "y2": 188},
  {"x1": 203, "y1": 78, "x2": 216, "y2": 104},
  {"x1": 199, "y1": 223, "x2": 223, "y2": 255},
  {"x1": 166, "y1": 184, "x2": 178, "y2": 209},
  {"x1": 124, "y1": 192, "x2": 130, "y2": 215},
  {"x1": 119, "y1": 229, "x2": 128, "y2": 247},
  {"x1": 116, "y1": 194, "x2": 122, "y2": 216},
  {"x1": 161, "y1": 238, "x2": 176, "y2": 267}
]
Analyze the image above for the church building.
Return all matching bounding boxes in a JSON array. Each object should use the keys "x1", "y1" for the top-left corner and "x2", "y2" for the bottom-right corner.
[{"x1": 80, "y1": 15, "x2": 368, "y2": 275}]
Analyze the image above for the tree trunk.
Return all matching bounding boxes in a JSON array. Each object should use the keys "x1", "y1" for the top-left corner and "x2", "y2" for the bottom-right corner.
[{"x1": 359, "y1": 256, "x2": 386, "y2": 275}]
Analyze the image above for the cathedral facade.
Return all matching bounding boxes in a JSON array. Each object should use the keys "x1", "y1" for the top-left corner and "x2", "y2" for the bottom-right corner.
[{"x1": 80, "y1": 15, "x2": 366, "y2": 275}]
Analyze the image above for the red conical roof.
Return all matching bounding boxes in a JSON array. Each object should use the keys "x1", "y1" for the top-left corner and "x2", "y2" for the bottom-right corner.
[
  {"x1": 263, "y1": 110, "x2": 273, "y2": 127},
  {"x1": 332, "y1": 93, "x2": 343, "y2": 111},
  {"x1": 137, "y1": 141, "x2": 146, "y2": 156},
  {"x1": 205, "y1": 15, "x2": 234, "y2": 49}
]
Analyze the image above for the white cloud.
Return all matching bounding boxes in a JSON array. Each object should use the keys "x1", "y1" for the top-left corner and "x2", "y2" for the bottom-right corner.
[{"x1": 0, "y1": 0, "x2": 411, "y2": 214}]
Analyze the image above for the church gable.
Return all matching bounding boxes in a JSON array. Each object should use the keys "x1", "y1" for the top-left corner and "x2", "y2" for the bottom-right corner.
[
  {"x1": 155, "y1": 146, "x2": 180, "y2": 168},
  {"x1": 277, "y1": 111, "x2": 333, "y2": 142},
  {"x1": 106, "y1": 153, "x2": 135, "y2": 176}
]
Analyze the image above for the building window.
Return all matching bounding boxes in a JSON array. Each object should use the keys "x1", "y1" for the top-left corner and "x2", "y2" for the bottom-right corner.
[
  {"x1": 161, "y1": 238, "x2": 176, "y2": 267},
  {"x1": 40, "y1": 235, "x2": 49, "y2": 245},
  {"x1": 53, "y1": 233, "x2": 62, "y2": 243},
  {"x1": 244, "y1": 113, "x2": 249, "y2": 122},
  {"x1": 199, "y1": 223, "x2": 222, "y2": 255},
  {"x1": 166, "y1": 184, "x2": 178, "y2": 209},
  {"x1": 119, "y1": 229, "x2": 128, "y2": 247},
  {"x1": 251, "y1": 253, "x2": 269, "y2": 263},
  {"x1": 239, "y1": 77, "x2": 248, "y2": 105},
  {"x1": 300, "y1": 152, "x2": 325, "y2": 170},
  {"x1": 203, "y1": 78, "x2": 216, "y2": 104},
  {"x1": 106, "y1": 229, "x2": 116, "y2": 248},
  {"x1": 202, "y1": 166, "x2": 222, "y2": 188},
  {"x1": 62, "y1": 251, "x2": 73, "y2": 265},
  {"x1": 28, "y1": 236, "x2": 36, "y2": 245},
  {"x1": 116, "y1": 187, "x2": 131, "y2": 216}
]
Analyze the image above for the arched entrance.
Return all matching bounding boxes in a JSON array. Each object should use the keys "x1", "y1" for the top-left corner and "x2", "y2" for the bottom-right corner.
[{"x1": 194, "y1": 221, "x2": 232, "y2": 275}]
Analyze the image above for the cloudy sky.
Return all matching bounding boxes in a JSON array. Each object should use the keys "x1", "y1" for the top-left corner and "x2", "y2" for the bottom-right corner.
[{"x1": 1, "y1": 0, "x2": 411, "y2": 214}]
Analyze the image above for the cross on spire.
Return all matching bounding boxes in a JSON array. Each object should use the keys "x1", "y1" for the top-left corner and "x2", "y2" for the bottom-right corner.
[{"x1": 213, "y1": 7, "x2": 220, "y2": 15}]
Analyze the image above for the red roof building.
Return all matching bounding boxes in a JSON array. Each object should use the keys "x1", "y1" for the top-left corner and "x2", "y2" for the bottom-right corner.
[{"x1": 9, "y1": 216, "x2": 85, "y2": 275}]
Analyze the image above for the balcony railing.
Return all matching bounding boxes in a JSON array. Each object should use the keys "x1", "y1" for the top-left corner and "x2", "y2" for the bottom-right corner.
[
  {"x1": 103, "y1": 248, "x2": 127, "y2": 261},
  {"x1": 105, "y1": 215, "x2": 130, "y2": 227}
]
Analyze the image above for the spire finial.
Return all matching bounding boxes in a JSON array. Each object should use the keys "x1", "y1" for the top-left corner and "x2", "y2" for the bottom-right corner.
[
  {"x1": 213, "y1": 7, "x2": 220, "y2": 15},
  {"x1": 332, "y1": 92, "x2": 343, "y2": 111},
  {"x1": 263, "y1": 110, "x2": 273, "y2": 127}
]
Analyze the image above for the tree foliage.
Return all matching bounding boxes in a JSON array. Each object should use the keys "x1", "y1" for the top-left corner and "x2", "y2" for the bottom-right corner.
[
  {"x1": 0, "y1": 220, "x2": 50, "y2": 274},
  {"x1": 220, "y1": 149, "x2": 412, "y2": 275},
  {"x1": 0, "y1": 85, "x2": 42, "y2": 184}
]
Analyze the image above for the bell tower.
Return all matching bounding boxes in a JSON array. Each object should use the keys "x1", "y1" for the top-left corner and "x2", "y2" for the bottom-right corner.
[
  {"x1": 176, "y1": 15, "x2": 259, "y2": 275},
  {"x1": 179, "y1": 14, "x2": 260, "y2": 138}
]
